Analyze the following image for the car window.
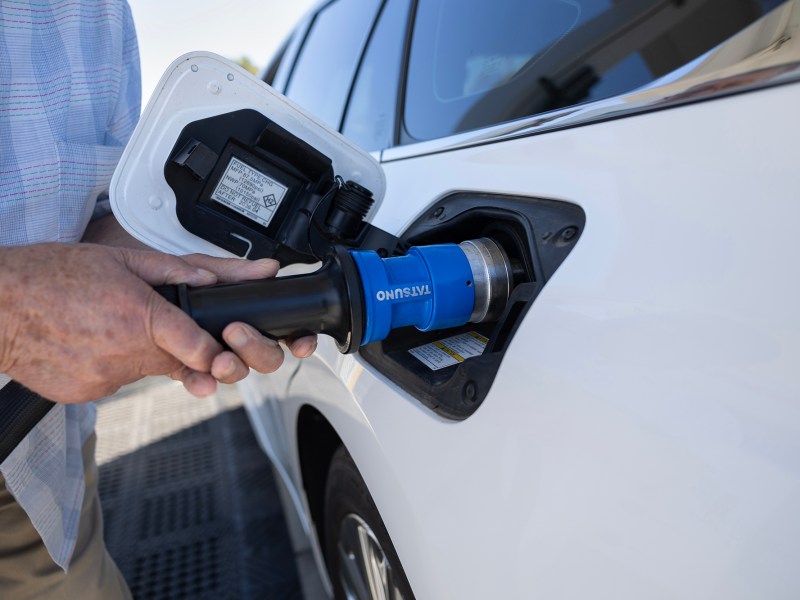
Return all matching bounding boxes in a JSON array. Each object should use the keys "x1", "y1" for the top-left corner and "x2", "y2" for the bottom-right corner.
[
  {"x1": 266, "y1": 24, "x2": 309, "y2": 93},
  {"x1": 404, "y1": 0, "x2": 786, "y2": 141},
  {"x1": 285, "y1": 0, "x2": 382, "y2": 129},
  {"x1": 263, "y1": 35, "x2": 291, "y2": 88},
  {"x1": 342, "y1": 0, "x2": 412, "y2": 151}
]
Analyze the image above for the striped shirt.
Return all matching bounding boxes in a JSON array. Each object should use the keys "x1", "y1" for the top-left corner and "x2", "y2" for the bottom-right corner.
[{"x1": 0, "y1": 0, "x2": 140, "y2": 570}]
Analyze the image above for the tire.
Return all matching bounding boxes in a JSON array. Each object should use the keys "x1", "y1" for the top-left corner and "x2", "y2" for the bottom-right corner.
[{"x1": 323, "y1": 446, "x2": 416, "y2": 600}]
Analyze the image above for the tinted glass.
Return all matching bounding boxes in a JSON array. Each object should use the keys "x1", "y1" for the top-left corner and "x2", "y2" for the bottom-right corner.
[
  {"x1": 405, "y1": 0, "x2": 783, "y2": 141},
  {"x1": 342, "y1": 0, "x2": 412, "y2": 151},
  {"x1": 263, "y1": 35, "x2": 291, "y2": 87},
  {"x1": 285, "y1": 0, "x2": 382, "y2": 129},
  {"x1": 268, "y1": 25, "x2": 307, "y2": 92}
]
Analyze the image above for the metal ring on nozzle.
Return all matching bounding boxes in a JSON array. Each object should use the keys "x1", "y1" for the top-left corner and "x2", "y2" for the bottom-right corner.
[{"x1": 458, "y1": 238, "x2": 512, "y2": 323}]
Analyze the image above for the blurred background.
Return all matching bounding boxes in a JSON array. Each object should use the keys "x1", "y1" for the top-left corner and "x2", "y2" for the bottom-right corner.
[{"x1": 128, "y1": 0, "x2": 319, "y2": 104}]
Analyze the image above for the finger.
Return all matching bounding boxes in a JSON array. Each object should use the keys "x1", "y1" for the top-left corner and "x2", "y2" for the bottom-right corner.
[
  {"x1": 146, "y1": 290, "x2": 223, "y2": 372},
  {"x1": 285, "y1": 334, "x2": 318, "y2": 359},
  {"x1": 181, "y1": 255, "x2": 280, "y2": 283},
  {"x1": 222, "y1": 322, "x2": 285, "y2": 374},
  {"x1": 169, "y1": 366, "x2": 218, "y2": 397},
  {"x1": 210, "y1": 351, "x2": 250, "y2": 384},
  {"x1": 119, "y1": 248, "x2": 219, "y2": 287}
]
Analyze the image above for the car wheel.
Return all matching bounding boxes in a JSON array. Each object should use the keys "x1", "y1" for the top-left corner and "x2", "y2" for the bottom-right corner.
[{"x1": 324, "y1": 446, "x2": 415, "y2": 600}]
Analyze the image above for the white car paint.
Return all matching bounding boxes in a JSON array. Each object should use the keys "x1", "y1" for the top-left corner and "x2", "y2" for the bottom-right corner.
[{"x1": 242, "y1": 3, "x2": 800, "y2": 596}]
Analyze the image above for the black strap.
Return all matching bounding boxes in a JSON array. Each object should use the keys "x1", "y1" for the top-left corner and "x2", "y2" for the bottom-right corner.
[{"x1": 0, "y1": 381, "x2": 54, "y2": 463}]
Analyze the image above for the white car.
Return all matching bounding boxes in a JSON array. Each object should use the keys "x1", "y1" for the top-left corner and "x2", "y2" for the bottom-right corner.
[{"x1": 123, "y1": 0, "x2": 800, "y2": 598}]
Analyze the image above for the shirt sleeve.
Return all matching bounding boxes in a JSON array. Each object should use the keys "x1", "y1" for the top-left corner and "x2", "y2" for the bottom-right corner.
[
  {"x1": 94, "y1": 1, "x2": 142, "y2": 221},
  {"x1": 105, "y1": 1, "x2": 142, "y2": 148}
]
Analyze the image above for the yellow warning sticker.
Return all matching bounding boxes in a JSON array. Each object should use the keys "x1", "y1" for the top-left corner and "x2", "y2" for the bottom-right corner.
[
  {"x1": 433, "y1": 341, "x2": 464, "y2": 362},
  {"x1": 409, "y1": 332, "x2": 489, "y2": 371}
]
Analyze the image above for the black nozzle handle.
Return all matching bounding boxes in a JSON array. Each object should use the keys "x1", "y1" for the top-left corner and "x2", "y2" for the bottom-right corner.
[{"x1": 154, "y1": 249, "x2": 364, "y2": 353}]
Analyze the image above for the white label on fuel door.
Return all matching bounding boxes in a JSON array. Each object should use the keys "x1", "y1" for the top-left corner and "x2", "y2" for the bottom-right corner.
[
  {"x1": 211, "y1": 157, "x2": 288, "y2": 228},
  {"x1": 409, "y1": 331, "x2": 489, "y2": 371}
]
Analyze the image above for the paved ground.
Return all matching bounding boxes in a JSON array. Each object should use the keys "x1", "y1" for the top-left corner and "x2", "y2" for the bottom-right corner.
[{"x1": 95, "y1": 377, "x2": 304, "y2": 599}]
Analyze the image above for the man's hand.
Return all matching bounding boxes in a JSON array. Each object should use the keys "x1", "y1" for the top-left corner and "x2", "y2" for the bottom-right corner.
[{"x1": 0, "y1": 243, "x2": 317, "y2": 403}]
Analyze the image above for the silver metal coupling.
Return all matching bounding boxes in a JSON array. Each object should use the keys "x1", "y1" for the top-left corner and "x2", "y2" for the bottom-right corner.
[{"x1": 458, "y1": 237, "x2": 513, "y2": 323}]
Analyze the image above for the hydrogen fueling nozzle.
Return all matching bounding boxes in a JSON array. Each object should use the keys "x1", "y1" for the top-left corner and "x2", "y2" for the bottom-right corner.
[{"x1": 157, "y1": 238, "x2": 512, "y2": 353}]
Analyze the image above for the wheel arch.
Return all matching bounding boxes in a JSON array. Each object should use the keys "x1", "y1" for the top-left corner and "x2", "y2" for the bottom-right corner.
[{"x1": 296, "y1": 404, "x2": 343, "y2": 555}]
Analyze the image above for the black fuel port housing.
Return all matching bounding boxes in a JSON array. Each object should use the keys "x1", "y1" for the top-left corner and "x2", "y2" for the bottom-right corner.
[{"x1": 359, "y1": 193, "x2": 585, "y2": 420}]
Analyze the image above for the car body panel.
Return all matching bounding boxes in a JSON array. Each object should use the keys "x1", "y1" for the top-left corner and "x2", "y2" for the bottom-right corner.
[
  {"x1": 243, "y1": 78, "x2": 800, "y2": 598},
  {"x1": 241, "y1": 2, "x2": 800, "y2": 597}
]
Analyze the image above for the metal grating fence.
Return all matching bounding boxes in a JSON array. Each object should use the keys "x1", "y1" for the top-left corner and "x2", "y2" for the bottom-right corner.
[{"x1": 96, "y1": 378, "x2": 302, "y2": 600}]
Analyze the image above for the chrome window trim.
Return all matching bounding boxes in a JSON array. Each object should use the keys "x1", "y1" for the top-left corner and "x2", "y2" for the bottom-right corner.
[{"x1": 381, "y1": 0, "x2": 800, "y2": 163}]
